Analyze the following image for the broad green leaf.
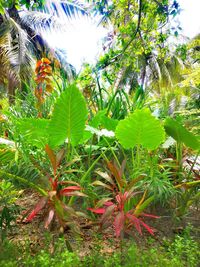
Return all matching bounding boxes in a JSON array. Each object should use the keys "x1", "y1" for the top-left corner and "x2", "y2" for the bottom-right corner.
[
  {"x1": 115, "y1": 109, "x2": 165, "y2": 150},
  {"x1": 49, "y1": 84, "x2": 88, "y2": 147},
  {"x1": 16, "y1": 118, "x2": 49, "y2": 147},
  {"x1": 164, "y1": 118, "x2": 200, "y2": 150}
]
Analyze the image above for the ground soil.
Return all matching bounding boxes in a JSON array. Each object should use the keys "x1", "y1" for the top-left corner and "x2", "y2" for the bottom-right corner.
[{"x1": 6, "y1": 189, "x2": 200, "y2": 256}]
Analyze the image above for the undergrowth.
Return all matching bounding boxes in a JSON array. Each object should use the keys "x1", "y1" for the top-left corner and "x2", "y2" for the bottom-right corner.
[{"x1": 0, "y1": 228, "x2": 199, "y2": 267}]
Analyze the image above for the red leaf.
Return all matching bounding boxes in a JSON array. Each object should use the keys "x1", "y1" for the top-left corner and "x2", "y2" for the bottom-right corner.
[
  {"x1": 116, "y1": 193, "x2": 129, "y2": 211},
  {"x1": 119, "y1": 159, "x2": 126, "y2": 178},
  {"x1": 107, "y1": 161, "x2": 126, "y2": 188},
  {"x1": 59, "y1": 186, "x2": 82, "y2": 195},
  {"x1": 56, "y1": 148, "x2": 65, "y2": 167},
  {"x1": 114, "y1": 211, "x2": 125, "y2": 237},
  {"x1": 104, "y1": 201, "x2": 114, "y2": 206},
  {"x1": 45, "y1": 144, "x2": 57, "y2": 176},
  {"x1": 25, "y1": 197, "x2": 47, "y2": 222},
  {"x1": 45, "y1": 209, "x2": 55, "y2": 229},
  {"x1": 126, "y1": 213, "x2": 142, "y2": 235},
  {"x1": 140, "y1": 221, "x2": 155, "y2": 236},
  {"x1": 87, "y1": 208, "x2": 106, "y2": 214},
  {"x1": 49, "y1": 177, "x2": 58, "y2": 190},
  {"x1": 141, "y1": 213, "x2": 160, "y2": 219}
]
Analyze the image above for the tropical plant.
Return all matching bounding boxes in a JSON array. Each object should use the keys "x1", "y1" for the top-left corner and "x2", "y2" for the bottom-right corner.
[
  {"x1": 116, "y1": 108, "x2": 165, "y2": 150},
  {"x1": 24, "y1": 145, "x2": 86, "y2": 232},
  {"x1": 0, "y1": 83, "x2": 89, "y2": 250},
  {"x1": 88, "y1": 161, "x2": 159, "y2": 238}
]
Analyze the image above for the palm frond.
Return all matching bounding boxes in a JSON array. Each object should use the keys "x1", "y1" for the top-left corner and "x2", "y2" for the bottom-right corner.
[
  {"x1": 147, "y1": 55, "x2": 162, "y2": 83},
  {"x1": 44, "y1": 0, "x2": 88, "y2": 18},
  {"x1": 166, "y1": 55, "x2": 184, "y2": 84},
  {"x1": 0, "y1": 16, "x2": 34, "y2": 96},
  {"x1": 9, "y1": 18, "x2": 34, "y2": 75},
  {"x1": 20, "y1": 0, "x2": 88, "y2": 34},
  {"x1": 55, "y1": 48, "x2": 76, "y2": 80},
  {"x1": 19, "y1": 11, "x2": 66, "y2": 33},
  {"x1": 0, "y1": 19, "x2": 20, "y2": 94}
]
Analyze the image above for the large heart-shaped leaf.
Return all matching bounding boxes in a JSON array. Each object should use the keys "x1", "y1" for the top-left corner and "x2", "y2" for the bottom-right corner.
[
  {"x1": 115, "y1": 108, "x2": 165, "y2": 150},
  {"x1": 49, "y1": 84, "x2": 88, "y2": 147},
  {"x1": 164, "y1": 118, "x2": 200, "y2": 150}
]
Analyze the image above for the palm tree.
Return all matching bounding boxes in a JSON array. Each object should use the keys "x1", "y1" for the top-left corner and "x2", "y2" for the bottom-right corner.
[{"x1": 0, "y1": 0, "x2": 87, "y2": 101}]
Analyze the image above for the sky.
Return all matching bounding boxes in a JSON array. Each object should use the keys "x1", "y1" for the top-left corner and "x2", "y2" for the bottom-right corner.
[
  {"x1": 42, "y1": 0, "x2": 200, "y2": 70},
  {"x1": 178, "y1": 0, "x2": 200, "y2": 38}
]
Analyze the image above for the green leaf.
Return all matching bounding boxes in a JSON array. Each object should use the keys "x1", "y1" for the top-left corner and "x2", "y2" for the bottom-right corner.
[
  {"x1": 90, "y1": 110, "x2": 107, "y2": 128},
  {"x1": 115, "y1": 109, "x2": 165, "y2": 150},
  {"x1": 49, "y1": 84, "x2": 88, "y2": 147},
  {"x1": 0, "y1": 170, "x2": 47, "y2": 196},
  {"x1": 101, "y1": 116, "x2": 118, "y2": 131},
  {"x1": 90, "y1": 110, "x2": 118, "y2": 131},
  {"x1": 164, "y1": 118, "x2": 200, "y2": 150},
  {"x1": 16, "y1": 118, "x2": 49, "y2": 148}
]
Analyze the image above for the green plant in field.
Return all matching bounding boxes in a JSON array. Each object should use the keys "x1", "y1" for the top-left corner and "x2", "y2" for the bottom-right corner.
[
  {"x1": 0, "y1": 180, "x2": 21, "y2": 240},
  {"x1": 113, "y1": 108, "x2": 172, "y2": 205}
]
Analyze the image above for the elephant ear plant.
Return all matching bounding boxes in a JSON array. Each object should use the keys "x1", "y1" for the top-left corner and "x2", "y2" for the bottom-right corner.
[
  {"x1": 115, "y1": 108, "x2": 165, "y2": 169},
  {"x1": 88, "y1": 108, "x2": 167, "y2": 238}
]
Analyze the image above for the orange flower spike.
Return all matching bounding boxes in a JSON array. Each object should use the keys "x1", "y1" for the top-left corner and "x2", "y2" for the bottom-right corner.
[
  {"x1": 46, "y1": 84, "x2": 53, "y2": 93},
  {"x1": 35, "y1": 60, "x2": 43, "y2": 73},
  {"x1": 42, "y1": 58, "x2": 51, "y2": 64}
]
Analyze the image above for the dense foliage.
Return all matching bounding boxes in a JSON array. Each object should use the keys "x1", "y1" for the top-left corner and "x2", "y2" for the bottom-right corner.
[{"x1": 0, "y1": 0, "x2": 199, "y2": 266}]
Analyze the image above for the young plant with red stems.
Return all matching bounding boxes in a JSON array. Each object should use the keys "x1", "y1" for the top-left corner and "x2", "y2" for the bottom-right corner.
[
  {"x1": 88, "y1": 160, "x2": 159, "y2": 238},
  {"x1": 25, "y1": 145, "x2": 86, "y2": 232}
]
